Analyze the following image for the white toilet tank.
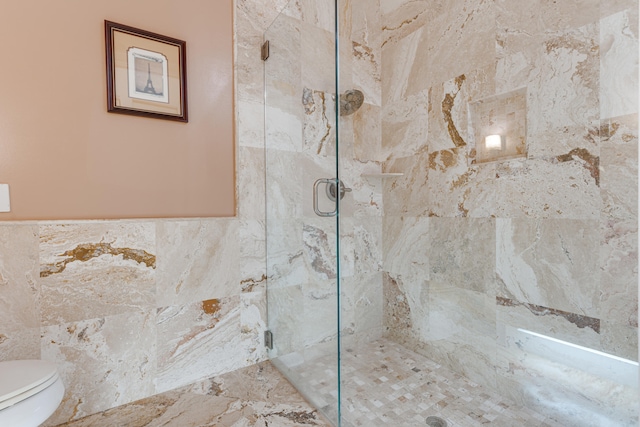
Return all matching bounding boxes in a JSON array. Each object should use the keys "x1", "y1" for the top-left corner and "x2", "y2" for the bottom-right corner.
[{"x1": 0, "y1": 360, "x2": 65, "y2": 427}]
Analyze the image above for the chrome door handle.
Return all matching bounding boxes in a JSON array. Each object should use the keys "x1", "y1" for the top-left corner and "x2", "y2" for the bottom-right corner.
[{"x1": 313, "y1": 178, "x2": 338, "y2": 217}]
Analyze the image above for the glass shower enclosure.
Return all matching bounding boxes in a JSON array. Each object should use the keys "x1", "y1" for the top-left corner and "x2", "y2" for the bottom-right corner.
[
  {"x1": 264, "y1": 0, "x2": 344, "y2": 422},
  {"x1": 265, "y1": 1, "x2": 640, "y2": 426}
]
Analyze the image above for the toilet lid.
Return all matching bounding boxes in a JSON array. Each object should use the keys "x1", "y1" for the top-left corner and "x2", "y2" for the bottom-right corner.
[{"x1": 0, "y1": 360, "x2": 59, "y2": 407}]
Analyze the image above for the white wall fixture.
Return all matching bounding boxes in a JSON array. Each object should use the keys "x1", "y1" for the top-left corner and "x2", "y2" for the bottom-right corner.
[{"x1": 0, "y1": 184, "x2": 10, "y2": 212}]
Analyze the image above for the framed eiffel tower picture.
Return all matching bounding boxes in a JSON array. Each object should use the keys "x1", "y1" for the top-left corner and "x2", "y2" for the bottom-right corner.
[{"x1": 105, "y1": 21, "x2": 188, "y2": 122}]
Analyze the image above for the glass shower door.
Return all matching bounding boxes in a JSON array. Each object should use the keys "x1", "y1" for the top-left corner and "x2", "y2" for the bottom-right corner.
[{"x1": 264, "y1": 1, "x2": 342, "y2": 424}]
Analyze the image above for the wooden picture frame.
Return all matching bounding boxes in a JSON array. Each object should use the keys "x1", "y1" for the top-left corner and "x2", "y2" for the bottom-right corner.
[{"x1": 105, "y1": 20, "x2": 188, "y2": 122}]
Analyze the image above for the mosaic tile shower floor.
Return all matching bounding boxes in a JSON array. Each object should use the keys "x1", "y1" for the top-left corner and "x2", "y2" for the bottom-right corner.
[{"x1": 283, "y1": 339, "x2": 564, "y2": 427}]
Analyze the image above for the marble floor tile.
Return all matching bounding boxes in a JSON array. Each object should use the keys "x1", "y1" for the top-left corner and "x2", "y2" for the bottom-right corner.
[{"x1": 54, "y1": 361, "x2": 330, "y2": 427}]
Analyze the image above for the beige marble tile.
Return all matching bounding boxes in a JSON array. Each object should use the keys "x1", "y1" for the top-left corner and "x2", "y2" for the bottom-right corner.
[
  {"x1": 383, "y1": 216, "x2": 430, "y2": 285},
  {"x1": 337, "y1": 160, "x2": 384, "y2": 219},
  {"x1": 240, "y1": 290, "x2": 269, "y2": 364},
  {"x1": 492, "y1": 158, "x2": 601, "y2": 219},
  {"x1": 381, "y1": 89, "x2": 429, "y2": 160},
  {"x1": 155, "y1": 219, "x2": 240, "y2": 308},
  {"x1": 301, "y1": 23, "x2": 335, "y2": 94},
  {"x1": 185, "y1": 361, "x2": 329, "y2": 426},
  {"x1": 54, "y1": 361, "x2": 329, "y2": 427},
  {"x1": 42, "y1": 310, "x2": 157, "y2": 426},
  {"x1": 302, "y1": 278, "x2": 339, "y2": 348},
  {"x1": 299, "y1": 0, "x2": 335, "y2": 33},
  {"x1": 347, "y1": 216, "x2": 382, "y2": 275},
  {"x1": 351, "y1": 0, "x2": 381, "y2": 102},
  {"x1": 39, "y1": 223, "x2": 156, "y2": 326},
  {"x1": 381, "y1": 152, "x2": 432, "y2": 216},
  {"x1": 238, "y1": 147, "x2": 267, "y2": 220},
  {"x1": 496, "y1": 0, "x2": 600, "y2": 57},
  {"x1": 383, "y1": 272, "x2": 426, "y2": 344},
  {"x1": 234, "y1": 10, "x2": 264, "y2": 104},
  {"x1": 352, "y1": 40, "x2": 382, "y2": 108},
  {"x1": 420, "y1": 286, "x2": 498, "y2": 389},
  {"x1": 381, "y1": 25, "x2": 424, "y2": 105},
  {"x1": 155, "y1": 296, "x2": 256, "y2": 393},
  {"x1": 601, "y1": 0, "x2": 639, "y2": 17},
  {"x1": 236, "y1": 100, "x2": 265, "y2": 149},
  {"x1": 429, "y1": 217, "x2": 496, "y2": 293},
  {"x1": 407, "y1": 0, "x2": 496, "y2": 93},
  {"x1": 599, "y1": 218, "x2": 638, "y2": 328},
  {"x1": 239, "y1": 219, "x2": 267, "y2": 294},
  {"x1": 302, "y1": 218, "x2": 339, "y2": 281},
  {"x1": 426, "y1": 158, "x2": 499, "y2": 219},
  {"x1": 600, "y1": 7, "x2": 639, "y2": 120},
  {"x1": 600, "y1": 320, "x2": 638, "y2": 361},
  {"x1": 601, "y1": 131, "x2": 638, "y2": 221},
  {"x1": 266, "y1": 150, "x2": 305, "y2": 219},
  {"x1": 338, "y1": 38, "x2": 356, "y2": 102},
  {"x1": 380, "y1": 0, "x2": 430, "y2": 48},
  {"x1": 303, "y1": 88, "x2": 337, "y2": 157},
  {"x1": 342, "y1": 272, "x2": 384, "y2": 341},
  {"x1": 265, "y1": 83, "x2": 304, "y2": 153},
  {"x1": 496, "y1": 218, "x2": 601, "y2": 317},
  {"x1": 266, "y1": 218, "x2": 309, "y2": 289},
  {"x1": 353, "y1": 103, "x2": 383, "y2": 162},
  {"x1": 496, "y1": 21, "x2": 600, "y2": 158},
  {"x1": 0, "y1": 224, "x2": 40, "y2": 361},
  {"x1": 267, "y1": 285, "x2": 305, "y2": 356}
]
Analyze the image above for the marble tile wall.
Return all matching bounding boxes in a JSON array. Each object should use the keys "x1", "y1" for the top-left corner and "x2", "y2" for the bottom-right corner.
[
  {"x1": 380, "y1": 0, "x2": 639, "y2": 425},
  {"x1": 1, "y1": 217, "x2": 268, "y2": 426},
  {"x1": 0, "y1": 0, "x2": 281, "y2": 424}
]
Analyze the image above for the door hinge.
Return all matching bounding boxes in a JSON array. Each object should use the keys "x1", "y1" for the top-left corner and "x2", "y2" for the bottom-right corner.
[
  {"x1": 264, "y1": 330, "x2": 273, "y2": 349},
  {"x1": 261, "y1": 40, "x2": 270, "y2": 61}
]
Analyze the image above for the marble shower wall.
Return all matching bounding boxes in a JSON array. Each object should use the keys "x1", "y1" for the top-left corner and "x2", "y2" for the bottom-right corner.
[
  {"x1": 380, "y1": 0, "x2": 638, "y2": 425},
  {"x1": 265, "y1": 0, "x2": 385, "y2": 364},
  {"x1": 0, "y1": 0, "x2": 285, "y2": 424}
]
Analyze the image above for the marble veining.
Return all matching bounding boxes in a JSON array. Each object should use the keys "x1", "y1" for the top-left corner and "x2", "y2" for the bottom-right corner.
[
  {"x1": 441, "y1": 75, "x2": 467, "y2": 148},
  {"x1": 497, "y1": 296, "x2": 601, "y2": 333},
  {"x1": 555, "y1": 147, "x2": 600, "y2": 186},
  {"x1": 39, "y1": 223, "x2": 157, "y2": 326},
  {"x1": 40, "y1": 242, "x2": 156, "y2": 278},
  {"x1": 155, "y1": 296, "x2": 259, "y2": 393}
]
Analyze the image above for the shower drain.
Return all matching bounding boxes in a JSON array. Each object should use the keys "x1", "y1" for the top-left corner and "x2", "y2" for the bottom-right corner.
[{"x1": 425, "y1": 416, "x2": 448, "y2": 427}]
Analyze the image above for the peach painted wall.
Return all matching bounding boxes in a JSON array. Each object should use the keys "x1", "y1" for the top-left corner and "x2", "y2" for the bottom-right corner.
[{"x1": 0, "y1": 0, "x2": 235, "y2": 219}]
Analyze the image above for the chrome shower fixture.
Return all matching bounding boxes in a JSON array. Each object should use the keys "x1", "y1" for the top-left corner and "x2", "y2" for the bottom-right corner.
[{"x1": 339, "y1": 89, "x2": 364, "y2": 116}]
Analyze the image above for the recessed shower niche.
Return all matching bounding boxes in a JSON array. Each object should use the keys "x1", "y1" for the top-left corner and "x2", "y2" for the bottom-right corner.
[{"x1": 469, "y1": 87, "x2": 527, "y2": 164}]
